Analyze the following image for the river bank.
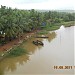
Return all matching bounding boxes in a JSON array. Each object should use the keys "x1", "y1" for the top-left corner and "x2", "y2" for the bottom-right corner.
[
  {"x1": 42, "y1": 21, "x2": 75, "y2": 31},
  {"x1": 0, "y1": 21, "x2": 74, "y2": 59},
  {"x1": 0, "y1": 30, "x2": 37, "y2": 59}
]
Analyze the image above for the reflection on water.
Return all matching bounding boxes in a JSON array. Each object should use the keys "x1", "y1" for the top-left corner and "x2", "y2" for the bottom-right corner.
[
  {"x1": 0, "y1": 26, "x2": 74, "y2": 75},
  {"x1": 22, "y1": 32, "x2": 56, "y2": 54},
  {"x1": 0, "y1": 55, "x2": 30, "y2": 75}
]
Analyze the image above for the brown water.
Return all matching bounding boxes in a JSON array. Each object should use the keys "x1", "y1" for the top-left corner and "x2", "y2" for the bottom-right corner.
[{"x1": 0, "y1": 26, "x2": 74, "y2": 75}]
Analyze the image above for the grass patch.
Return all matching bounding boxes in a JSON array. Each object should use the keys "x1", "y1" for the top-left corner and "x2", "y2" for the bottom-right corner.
[
  {"x1": 61, "y1": 21, "x2": 75, "y2": 27},
  {"x1": 49, "y1": 26, "x2": 60, "y2": 31},
  {"x1": 42, "y1": 24, "x2": 60, "y2": 31},
  {"x1": 42, "y1": 21, "x2": 75, "y2": 31},
  {"x1": 8, "y1": 47, "x2": 28, "y2": 57}
]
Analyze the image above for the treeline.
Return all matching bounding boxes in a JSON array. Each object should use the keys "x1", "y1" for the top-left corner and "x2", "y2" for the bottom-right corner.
[{"x1": 0, "y1": 5, "x2": 75, "y2": 42}]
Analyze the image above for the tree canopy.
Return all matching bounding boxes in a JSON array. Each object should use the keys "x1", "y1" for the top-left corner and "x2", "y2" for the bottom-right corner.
[{"x1": 0, "y1": 5, "x2": 75, "y2": 42}]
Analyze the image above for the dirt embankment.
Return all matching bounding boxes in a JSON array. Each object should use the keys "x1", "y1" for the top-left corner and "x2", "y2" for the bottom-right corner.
[{"x1": 0, "y1": 31, "x2": 36, "y2": 52}]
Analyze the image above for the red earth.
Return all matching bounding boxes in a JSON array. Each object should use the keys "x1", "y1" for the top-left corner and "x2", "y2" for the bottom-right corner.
[{"x1": 0, "y1": 31, "x2": 36, "y2": 52}]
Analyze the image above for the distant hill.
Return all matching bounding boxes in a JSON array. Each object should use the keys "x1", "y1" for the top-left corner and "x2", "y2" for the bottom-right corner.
[
  {"x1": 55, "y1": 10, "x2": 75, "y2": 13},
  {"x1": 36, "y1": 9, "x2": 75, "y2": 13}
]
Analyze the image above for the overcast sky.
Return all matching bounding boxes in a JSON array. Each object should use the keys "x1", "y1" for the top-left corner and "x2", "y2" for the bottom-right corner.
[{"x1": 0, "y1": 0, "x2": 75, "y2": 10}]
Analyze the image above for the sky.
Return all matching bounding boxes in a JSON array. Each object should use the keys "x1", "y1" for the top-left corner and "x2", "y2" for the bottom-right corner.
[{"x1": 0, "y1": 0, "x2": 75, "y2": 10}]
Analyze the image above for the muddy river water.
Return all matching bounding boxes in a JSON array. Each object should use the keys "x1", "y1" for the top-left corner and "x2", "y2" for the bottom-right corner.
[{"x1": 0, "y1": 26, "x2": 74, "y2": 75}]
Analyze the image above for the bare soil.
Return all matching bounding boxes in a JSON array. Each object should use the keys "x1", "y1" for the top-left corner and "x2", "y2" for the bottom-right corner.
[{"x1": 0, "y1": 31, "x2": 36, "y2": 52}]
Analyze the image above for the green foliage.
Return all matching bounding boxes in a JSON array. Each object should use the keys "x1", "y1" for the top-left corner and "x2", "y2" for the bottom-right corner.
[
  {"x1": 61, "y1": 21, "x2": 75, "y2": 27},
  {"x1": 42, "y1": 21, "x2": 74, "y2": 31},
  {"x1": 8, "y1": 47, "x2": 28, "y2": 57},
  {"x1": 0, "y1": 5, "x2": 75, "y2": 43}
]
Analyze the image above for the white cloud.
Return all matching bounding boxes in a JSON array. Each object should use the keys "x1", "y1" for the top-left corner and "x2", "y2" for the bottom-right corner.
[{"x1": 0, "y1": 0, "x2": 75, "y2": 10}]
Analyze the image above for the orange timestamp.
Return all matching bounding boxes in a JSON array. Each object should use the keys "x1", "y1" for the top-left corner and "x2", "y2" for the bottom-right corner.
[{"x1": 54, "y1": 66, "x2": 75, "y2": 69}]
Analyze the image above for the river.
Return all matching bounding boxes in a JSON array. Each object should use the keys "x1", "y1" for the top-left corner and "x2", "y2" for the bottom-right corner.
[{"x1": 0, "y1": 26, "x2": 74, "y2": 75}]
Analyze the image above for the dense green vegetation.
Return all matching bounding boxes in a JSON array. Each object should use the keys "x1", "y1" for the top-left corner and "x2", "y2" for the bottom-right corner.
[{"x1": 0, "y1": 5, "x2": 75, "y2": 44}]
